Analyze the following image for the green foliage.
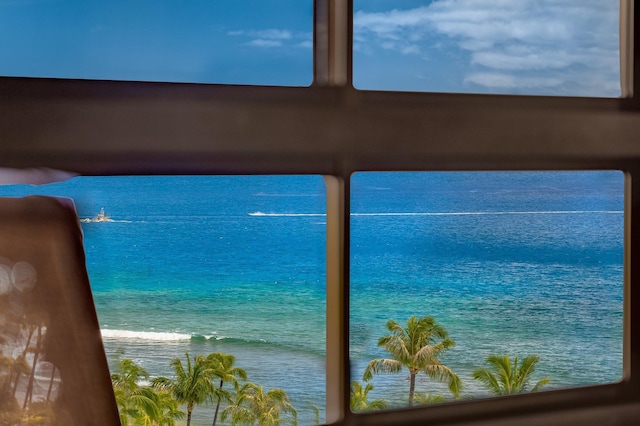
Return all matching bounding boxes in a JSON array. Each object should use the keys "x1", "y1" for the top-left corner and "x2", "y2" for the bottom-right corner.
[
  {"x1": 206, "y1": 352, "x2": 247, "y2": 426},
  {"x1": 363, "y1": 315, "x2": 461, "y2": 406},
  {"x1": 413, "y1": 393, "x2": 444, "y2": 405},
  {"x1": 222, "y1": 382, "x2": 297, "y2": 426},
  {"x1": 107, "y1": 328, "x2": 552, "y2": 425},
  {"x1": 309, "y1": 404, "x2": 321, "y2": 425},
  {"x1": 152, "y1": 352, "x2": 218, "y2": 426},
  {"x1": 350, "y1": 381, "x2": 387, "y2": 412},
  {"x1": 472, "y1": 354, "x2": 550, "y2": 396},
  {"x1": 111, "y1": 356, "x2": 185, "y2": 426}
]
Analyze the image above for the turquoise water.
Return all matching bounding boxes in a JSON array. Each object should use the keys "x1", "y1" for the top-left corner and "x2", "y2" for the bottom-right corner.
[
  {"x1": 0, "y1": 172, "x2": 624, "y2": 424},
  {"x1": 350, "y1": 172, "x2": 623, "y2": 405}
]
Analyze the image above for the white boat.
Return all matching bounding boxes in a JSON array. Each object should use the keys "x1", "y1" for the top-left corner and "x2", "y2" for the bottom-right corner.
[{"x1": 80, "y1": 208, "x2": 111, "y2": 223}]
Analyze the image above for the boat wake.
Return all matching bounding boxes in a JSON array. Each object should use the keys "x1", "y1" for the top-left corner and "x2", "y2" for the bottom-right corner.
[
  {"x1": 351, "y1": 210, "x2": 623, "y2": 216},
  {"x1": 249, "y1": 210, "x2": 623, "y2": 217},
  {"x1": 249, "y1": 211, "x2": 325, "y2": 217}
]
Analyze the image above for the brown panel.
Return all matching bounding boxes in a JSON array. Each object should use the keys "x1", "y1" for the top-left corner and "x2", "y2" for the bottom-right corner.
[{"x1": 0, "y1": 196, "x2": 119, "y2": 425}]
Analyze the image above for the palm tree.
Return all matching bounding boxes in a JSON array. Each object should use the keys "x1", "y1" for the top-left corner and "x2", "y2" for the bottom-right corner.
[
  {"x1": 129, "y1": 388, "x2": 184, "y2": 426},
  {"x1": 350, "y1": 381, "x2": 387, "y2": 412},
  {"x1": 111, "y1": 357, "x2": 185, "y2": 426},
  {"x1": 152, "y1": 352, "x2": 216, "y2": 426},
  {"x1": 363, "y1": 315, "x2": 461, "y2": 406},
  {"x1": 23, "y1": 323, "x2": 44, "y2": 409},
  {"x1": 120, "y1": 387, "x2": 162, "y2": 426},
  {"x1": 10, "y1": 322, "x2": 36, "y2": 398},
  {"x1": 206, "y1": 352, "x2": 247, "y2": 426},
  {"x1": 112, "y1": 358, "x2": 153, "y2": 425},
  {"x1": 221, "y1": 382, "x2": 297, "y2": 425},
  {"x1": 152, "y1": 389, "x2": 185, "y2": 426},
  {"x1": 472, "y1": 354, "x2": 550, "y2": 396}
]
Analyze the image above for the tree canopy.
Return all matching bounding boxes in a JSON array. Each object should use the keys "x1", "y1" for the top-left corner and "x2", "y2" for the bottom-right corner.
[
  {"x1": 363, "y1": 315, "x2": 461, "y2": 406},
  {"x1": 472, "y1": 354, "x2": 550, "y2": 396}
]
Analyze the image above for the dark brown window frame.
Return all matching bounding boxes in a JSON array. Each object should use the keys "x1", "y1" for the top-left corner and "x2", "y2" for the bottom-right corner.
[{"x1": 1, "y1": 1, "x2": 639, "y2": 425}]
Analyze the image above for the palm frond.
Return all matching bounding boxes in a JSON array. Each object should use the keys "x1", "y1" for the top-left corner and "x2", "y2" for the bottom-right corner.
[
  {"x1": 385, "y1": 318, "x2": 405, "y2": 334},
  {"x1": 531, "y1": 377, "x2": 551, "y2": 392},
  {"x1": 363, "y1": 358, "x2": 402, "y2": 382},
  {"x1": 486, "y1": 354, "x2": 513, "y2": 393},
  {"x1": 472, "y1": 369, "x2": 501, "y2": 395},
  {"x1": 378, "y1": 334, "x2": 411, "y2": 363},
  {"x1": 423, "y1": 364, "x2": 462, "y2": 397},
  {"x1": 473, "y1": 354, "x2": 551, "y2": 396},
  {"x1": 413, "y1": 393, "x2": 444, "y2": 405},
  {"x1": 515, "y1": 355, "x2": 540, "y2": 390}
]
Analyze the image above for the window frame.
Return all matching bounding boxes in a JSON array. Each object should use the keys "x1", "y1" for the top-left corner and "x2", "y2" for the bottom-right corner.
[{"x1": 0, "y1": 1, "x2": 639, "y2": 425}]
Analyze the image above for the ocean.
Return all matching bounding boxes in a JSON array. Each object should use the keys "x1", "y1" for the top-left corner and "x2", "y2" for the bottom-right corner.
[{"x1": 0, "y1": 171, "x2": 624, "y2": 425}]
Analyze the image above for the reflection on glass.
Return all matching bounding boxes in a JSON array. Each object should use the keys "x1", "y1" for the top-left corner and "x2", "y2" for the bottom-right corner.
[
  {"x1": 0, "y1": 258, "x2": 63, "y2": 423},
  {"x1": 354, "y1": 1, "x2": 620, "y2": 97},
  {"x1": 0, "y1": 176, "x2": 327, "y2": 425},
  {"x1": 0, "y1": 1, "x2": 312, "y2": 86},
  {"x1": 350, "y1": 171, "x2": 623, "y2": 411},
  {"x1": 0, "y1": 195, "x2": 115, "y2": 424}
]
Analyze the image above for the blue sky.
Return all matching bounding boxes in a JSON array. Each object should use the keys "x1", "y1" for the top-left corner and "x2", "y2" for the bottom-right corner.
[
  {"x1": 0, "y1": 0, "x2": 313, "y2": 85},
  {"x1": 354, "y1": 0, "x2": 620, "y2": 96},
  {"x1": 0, "y1": 0, "x2": 620, "y2": 96}
]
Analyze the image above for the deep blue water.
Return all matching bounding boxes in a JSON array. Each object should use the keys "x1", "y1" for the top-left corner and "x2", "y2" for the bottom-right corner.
[{"x1": 0, "y1": 171, "x2": 624, "y2": 424}]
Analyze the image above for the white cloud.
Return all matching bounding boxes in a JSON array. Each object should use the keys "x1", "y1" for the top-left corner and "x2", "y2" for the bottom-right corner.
[
  {"x1": 247, "y1": 39, "x2": 283, "y2": 48},
  {"x1": 471, "y1": 46, "x2": 573, "y2": 71},
  {"x1": 228, "y1": 28, "x2": 310, "y2": 50},
  {"x1": 464, "y1": 72, "x2": 563, "y2": 89},
  {"x1": 296, "y1": 40, "x2": 313, "y2": 49},
  {"x1": 354, "y1": 0, "x2": 620, "y2": 95},
  {"x1": 252, "y1": 29, "x2": 292, "y2": 40}
]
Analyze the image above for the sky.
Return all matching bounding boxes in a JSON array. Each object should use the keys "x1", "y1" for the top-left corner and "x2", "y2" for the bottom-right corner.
[
  {"x1": 354, "y1": 0, "x2": 620, "y2": 96},
  {"x1": 0, "y1": 0, "x2": 621, "y2": 96},
  {"x1": 0, "y1": 0, "x2": 313, "y2": 85}
]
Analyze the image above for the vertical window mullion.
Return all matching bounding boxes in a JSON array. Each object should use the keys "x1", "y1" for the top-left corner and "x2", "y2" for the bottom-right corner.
[
  {"x1": 621, "y1": 0, "x2": 634, "y2": 97},
  {"x1": 325, "y1": 175, "x2": 350, "y2": 423},
  {"x1": 314, "y1": 0, "x2": 350, "y2": 87},
  {"x1": 632, "y1": 0, "x2": 640, "y2": 99},
  {"x1": 624, "y1": 172, "x2": 632, "y2": 380}
]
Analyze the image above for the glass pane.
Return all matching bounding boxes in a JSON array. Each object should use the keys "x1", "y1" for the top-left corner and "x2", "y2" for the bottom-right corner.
[
  {"x1": 0, "y1": 175, "x2": 326, "y2": 425},
  {"x1": 354, "y1": 1, "x2": 620, "y2": 97},
  {"x1": 0, "y1": 196, "x2": 117, "y2": 424},
  {"x1": 350, "y1": 171, "x2": 623, "y2": 411},
  {"x1": 0, "y1": 1, "x2": 312, "y2": 86}
]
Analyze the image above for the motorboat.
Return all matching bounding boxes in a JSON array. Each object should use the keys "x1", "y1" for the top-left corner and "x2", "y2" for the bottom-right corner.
[{"x1": 80, "y1": 208, "x2": 111, "y2": 223}]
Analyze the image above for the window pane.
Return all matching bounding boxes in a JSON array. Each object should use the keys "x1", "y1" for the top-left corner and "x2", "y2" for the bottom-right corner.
[
  {"x1": 0, "y1": 197, "x2": 117, "y2": 423},
  {"x1": 350, "y1": 171, "x2": 623, "y2": 410},
  {"x1": 0, "y1": 1, "x2": 312, "y2": 86},
  {"x1": 354, "y1": 1, "x2": 620, "y2": 97},
  {"x1": 0, "y1": 175, "x2": 326, "y2": 425}
]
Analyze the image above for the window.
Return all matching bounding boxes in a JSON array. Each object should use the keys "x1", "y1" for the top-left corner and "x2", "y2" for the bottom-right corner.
[
  {"x1": 353, "y1": 0, "x2": 621, "y2": 97},
  {"x1": 0, "y1": 175, "x2": 327, "y2": 425},
  {"x1": 350, "y1": 171, "x2": 623, "y2": 410},
  {"x1": 0, "y1": 0, "x2": 313, "y2": 86},
  {"x1": 0, "y1": 1, "x2": 638, "y2": 425}
]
